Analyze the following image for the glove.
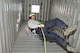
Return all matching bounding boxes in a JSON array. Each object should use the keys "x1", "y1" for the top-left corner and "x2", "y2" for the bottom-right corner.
[{"x1": 38, "y1": 24, "x2": 44, "y2": 28}]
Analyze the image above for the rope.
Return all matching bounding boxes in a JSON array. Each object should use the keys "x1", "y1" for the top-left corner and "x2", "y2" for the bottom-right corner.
[{"x1": 40, "y1": 28, "x2": 47, "y2": 53}]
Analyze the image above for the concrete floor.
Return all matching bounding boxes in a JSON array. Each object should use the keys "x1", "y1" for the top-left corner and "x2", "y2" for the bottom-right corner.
[{"x1": 12, "y1": 22, "x2": 67, "y2": 53}]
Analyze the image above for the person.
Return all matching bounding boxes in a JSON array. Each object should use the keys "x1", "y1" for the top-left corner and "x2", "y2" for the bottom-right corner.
[{"x1": 26, "y1": 13, "x2": 78, "y2": 52}]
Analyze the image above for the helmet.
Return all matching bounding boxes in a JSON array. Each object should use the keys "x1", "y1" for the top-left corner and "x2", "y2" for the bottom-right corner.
[{"x1": 29, "y1": 14, "x2": 35, "y2": 17}]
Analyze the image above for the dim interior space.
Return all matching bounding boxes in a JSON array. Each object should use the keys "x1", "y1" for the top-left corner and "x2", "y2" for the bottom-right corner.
[{"x1": 0, "y1": 0, "x2": 80, "y2": 53}]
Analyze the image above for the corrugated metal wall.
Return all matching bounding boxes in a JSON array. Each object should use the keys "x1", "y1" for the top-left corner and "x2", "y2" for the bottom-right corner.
[
  {"x1": 23, "y1": 0, "x2": 51, "y2": 21},
  {"x1": 50, "y1": 0, "x2": 80, "y2": 50},
  {"x1": 0, "y1": 0, "x2": 23, "y2": 53},
  {"x1": 50, "y1": 0, "x2": 79, "y2": 25},
  {"x1": 0, "y1": 0, "x2": 80, "y2": 53},
  {"x1": 0, "y1": 0, "x2": 3, "y2": 53}
]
